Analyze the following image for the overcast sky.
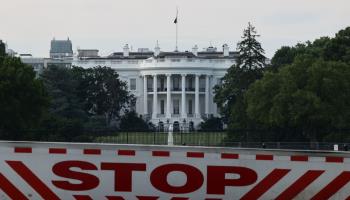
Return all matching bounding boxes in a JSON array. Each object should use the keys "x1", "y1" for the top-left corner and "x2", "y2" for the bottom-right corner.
[{"x1": 0, "y1": 0, "x2": 349, "y2": 58}]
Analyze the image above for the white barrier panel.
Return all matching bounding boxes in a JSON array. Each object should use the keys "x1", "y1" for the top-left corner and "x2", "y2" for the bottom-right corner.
[{"x1": 0, "y1": 141, "x2": 350, "y2": 200}]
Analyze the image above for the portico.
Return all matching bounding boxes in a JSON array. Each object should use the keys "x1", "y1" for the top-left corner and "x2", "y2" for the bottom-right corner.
[{"x1": 142, "y1": 73, "x2": 213, "y2": 129}]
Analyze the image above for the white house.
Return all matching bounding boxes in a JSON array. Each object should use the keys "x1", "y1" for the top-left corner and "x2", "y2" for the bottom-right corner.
[{"x1": 73, "y1": 43, "x2": 237, "y2": 130}]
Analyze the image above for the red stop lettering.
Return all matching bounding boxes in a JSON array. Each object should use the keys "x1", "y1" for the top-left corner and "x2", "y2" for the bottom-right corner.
[
  {"x1": 101, "y1": 163, "x2": 146, "y2": 192},
  {"x1": 207, "y1": 166, "x2": 257, "y2": 194},
  {"x1": 150, "y1": 164, "x2": 204, "y2": 194},
  {"x1": 52, "y1": 161, "x2": 99, "y2": 191}
]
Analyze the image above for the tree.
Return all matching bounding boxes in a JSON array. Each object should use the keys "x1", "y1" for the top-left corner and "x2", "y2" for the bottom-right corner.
[
  {"x1": 271, "y1": 27, "x2": 350, "y2": 71},
  {"x1": 0, "y1": 40, "x2": 6, "y2": 64},
  {"x1": 0, "y1": 56, "x2": 49, "y2": 139},
  {"x1": 271, "y1": 46, "x2": 298, "y2": 70},
  {"x1": 119, "y1": 111, "x2": 152, "y2": 132},
  {"x1": 81, "y1": 66, "x2": 135, "y2": 125},
  {"x1": 199, "y1": 117, "x2": 224, "y2": 131},
  {"x1": 236, "y1": 22, "x2": 266, "y2": 69},
  {"x1": 214, "y1": 22, "x2": 266, "y2": 130},
  {"x1": 39, "y1": 65, "x2": 135, "y2": 141},
  {"x1": 40, "y1": 65, "x2": 86, "y2": 119},
  {"x1": 246, "y1": 56, "x2": 350, "y2": 141}
]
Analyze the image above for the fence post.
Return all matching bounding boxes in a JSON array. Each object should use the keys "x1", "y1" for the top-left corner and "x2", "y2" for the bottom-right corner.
[
  {"x1": 207, "y1": 132, "x2": 210, "y2": 146},
  {"x1": 153, "y1": 131, "x2": 156, "y2": 145},
  {"x1": 181, "y1": 131, "x2": 183, "y2": 145},
  {"x1": 126, "y1": 132, "x2": 129, "y2": 144}
]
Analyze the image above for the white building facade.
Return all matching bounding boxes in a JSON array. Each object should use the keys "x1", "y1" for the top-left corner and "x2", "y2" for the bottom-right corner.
[{"x1": 73, "y1": 44, "x2": 236, "y2": 130}]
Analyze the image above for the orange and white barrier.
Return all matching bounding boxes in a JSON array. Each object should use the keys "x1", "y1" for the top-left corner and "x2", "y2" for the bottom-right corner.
[{"x1": 0, "y1": 141, "x2": 350, "y2": 199}]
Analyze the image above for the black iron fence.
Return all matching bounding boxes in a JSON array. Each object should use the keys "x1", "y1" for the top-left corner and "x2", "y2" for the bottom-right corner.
[
  {"x1": 4, "y1": 129, "x2": 350, "y2": 151},
  {"x1": 91, "y1": 131, "x2": 350, "y2": 151}
]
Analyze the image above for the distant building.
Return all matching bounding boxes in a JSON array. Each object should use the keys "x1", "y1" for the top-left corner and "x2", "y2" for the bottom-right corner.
[
  {"x1": 19, "y1": 54, "x2": 45, "y2": 74},
  {"x1": 50, "y1": 38, "x2": 73, "y2": 59},
  {"x1": 20, "y1": 54, "x2": 71, "y2": 74},
  {"x1": 21, "y1": 38, "x2": 73, "y2": 73},
  {"x1": 77, "y1": 49, "x2": 99, "y2": 58}
]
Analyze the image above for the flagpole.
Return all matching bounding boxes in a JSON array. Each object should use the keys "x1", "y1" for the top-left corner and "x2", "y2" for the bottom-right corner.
[{"x1": 175, "y1": 7, "x2": 178, "y2": 52}]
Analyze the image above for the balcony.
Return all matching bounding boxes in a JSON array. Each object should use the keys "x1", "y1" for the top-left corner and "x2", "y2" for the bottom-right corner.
[
  {"x1": 157, "y1": 114, "x2": 165, "y2": 118},
  {"x1": 171, "y1": 114, "x2": 181, "y2": 118},
  {"x1": 157, "y1": 88, "x2": 167, "y2": 92},
  {"x1": 147, "y1": 87, "x2": 206, "y2": 93},
  {"x1": 142, "y1": 114, "x2": 151, "y2": 121}
]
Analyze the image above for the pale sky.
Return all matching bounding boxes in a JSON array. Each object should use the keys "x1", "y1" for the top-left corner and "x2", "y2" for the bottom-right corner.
[{"x1": 0, "y1": 0, "x2": 349, "y2": 58}]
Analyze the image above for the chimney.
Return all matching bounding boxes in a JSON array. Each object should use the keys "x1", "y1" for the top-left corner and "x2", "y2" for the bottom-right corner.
[
  {"x1": 154, "y1": 41, "x2": 160, "y2": 57},
  {"x1": 192, "y1": 45, "x2": 198, "y2": 56},
  {"x1": 223, "y1": 44, "x2": 229, "y2": 57},
  {"x1": 123, "y1": 44, "x2": 129, "y2": 57}
]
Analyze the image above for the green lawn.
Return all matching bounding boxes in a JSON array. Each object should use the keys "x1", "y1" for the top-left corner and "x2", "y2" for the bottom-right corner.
[{"x1": 93, "y1": 132, "x2": 228, "y2": 146}]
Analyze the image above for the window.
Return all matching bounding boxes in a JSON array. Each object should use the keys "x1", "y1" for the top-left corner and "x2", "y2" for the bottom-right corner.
[
  {"x1": 130, "y1": 78, "x2": 136, "y2": 90},
  {"x1": 173, "y1": 77, "x2": 180, "y2": 91},
  {"x1": 188, "y1": 100, "x2": 193, "y2": 114},
  {"x1": 173, "y1": 99, "x2": 180, "y2": 114},
  {"x1": 187, "y1": 77, "x2": 194, "y2": 90},
  {"x1": 161, "y1": 100, "x2": 165, "y2": 115},
  {"x1": 147, "y1": 78, "x2": 153, "y2": 91},
  {"x1": 199, "y1": 78, "x2": 205, "y2": 91},
  {"x1": 160, "y1": 77, "x2": 165, "y2": 91}
]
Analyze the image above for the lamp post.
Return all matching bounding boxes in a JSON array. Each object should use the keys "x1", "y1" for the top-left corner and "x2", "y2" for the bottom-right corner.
[
  {"x1": 158, "y1": 119, "x2": 161, "y2": 132},
  {"x1": 182, "y1": 119, "x2": 186, "y2": 132},
  {"x1": 167, "y1": 119, "x2": 170, "y2": 132}
]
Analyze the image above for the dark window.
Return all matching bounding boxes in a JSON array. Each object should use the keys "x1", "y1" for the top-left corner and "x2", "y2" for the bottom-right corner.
[
  {"x1": 161, "y1": 100, "x2": 165, "y2": 114},
  {"x1": 188, "y1": 100, "x2": 193, "y2": 114},
  {"x1": 173, "y1": 121, "x2": 180, "y2": 132},
  {"x1": 130, "y1": 78, "x2": 136, "y2": 90},
  {"x1": 147, "y1": 78, "x2": 153, "y2": 91},
  {"x1": 188, "y1": 77, "x2": 194, "y2": 90},
  {"x1": 173, "y1": 77, "x2": 180, "y2": 91},
  {"x1": 173, "y1": 99, "x2": 179, "y2": 114},
  {"x1": 160, "y1": 77, "x2": 165, "y2": 91}
]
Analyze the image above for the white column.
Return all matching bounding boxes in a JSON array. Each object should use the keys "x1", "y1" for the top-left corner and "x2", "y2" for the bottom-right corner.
[
  {"x1": 205, "y1": 75, "x2": 210, "y2": 116},
  {"x1": 195, "y1": 74, "x2": 200, "y2": 118},
  {"x1": 166, "y1": 74, "x2": 171, "y2": 119},
  {"x1": 143, "y1": 75, "x2": 148, "y2": 115},
  {"x1": 181, "y1": 74, "x2": 187, "y2": 118},
  {"x1": 152, "y1": 74, "x2": 158, "y2": 119}
]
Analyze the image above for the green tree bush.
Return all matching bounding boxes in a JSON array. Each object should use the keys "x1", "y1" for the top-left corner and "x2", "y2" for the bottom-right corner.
[
  {"x1": 0, "y1": 56, "x2": 49, "y2": 139},
  {"x1": 119, "y1": 111, "x2": 153, "y2": 132},
  {"x1": 214, "y1": 22, "x2": 266, "y2": 130}
]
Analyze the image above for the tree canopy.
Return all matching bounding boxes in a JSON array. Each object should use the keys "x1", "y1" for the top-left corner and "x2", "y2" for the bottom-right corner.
[
  {"x1": 0, "y1": 56, "x2": 49, "y2": 139},
  {"x1": 119, "y1": 111, "x2": 153, "y2": 132},
  {"x1": 246, "y1": 27, "x2": 350, "y2": 142},
  {"x1": 38, "y1": 65, "x2": 135, "y2": 141},
  {"x1": 214, "y1": 22, "x2": 266, "y2": 129}
]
